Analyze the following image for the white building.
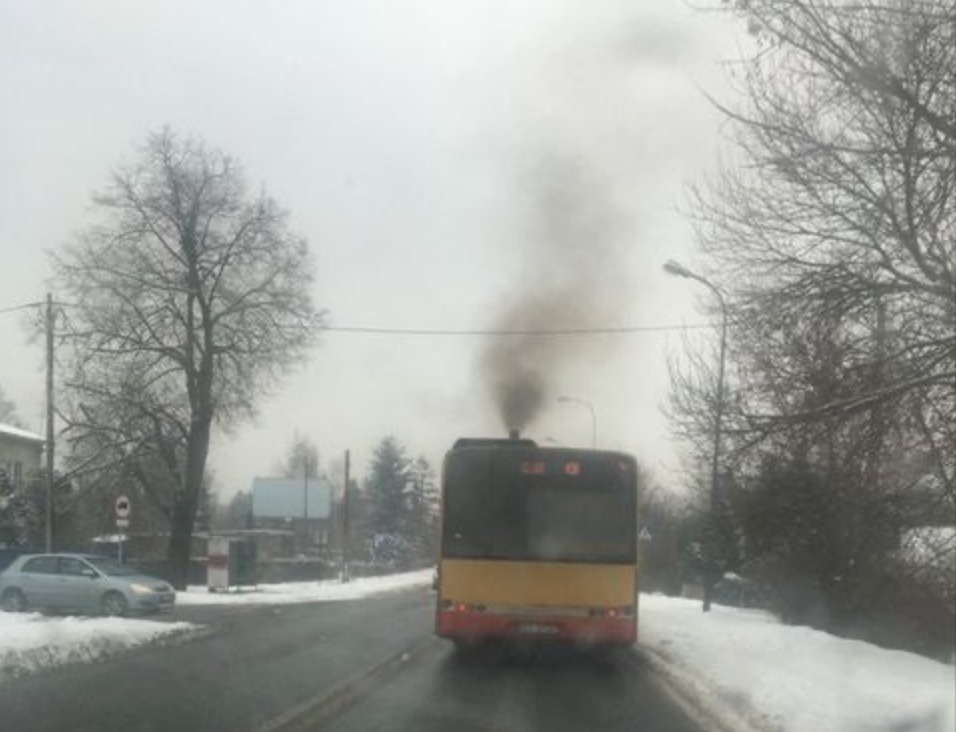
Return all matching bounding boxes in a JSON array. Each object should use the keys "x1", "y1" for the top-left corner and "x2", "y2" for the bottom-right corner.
[{"x1": 0, "y1": 423, "x2": 44, "y2": 491}]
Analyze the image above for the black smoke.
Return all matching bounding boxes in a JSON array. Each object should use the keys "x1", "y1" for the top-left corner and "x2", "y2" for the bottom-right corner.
[{"x1": 480, "y1": 156, "x2": 628, "y2": 432}]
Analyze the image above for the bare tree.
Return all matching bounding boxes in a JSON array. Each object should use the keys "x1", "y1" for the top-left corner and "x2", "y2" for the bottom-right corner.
[
  {"x1": 53, "y1": 128, "x2": 324, "y2": 587},
  {"x1": 406, "y1": 456, "x2": 440, "y2": 560},
  {"x1": 738, "y1": 0, "x2": 956, "y2": 149},
  {"x1": 669, "y1": 0, "x2": 954, "y2": 646},
  {"x1": 275, "y1": 433, "x2": 320, "y2": 479},
  {"x1": 0, "y1": 384, "x2": 19, "y2": 426},
  {"x1": 680, "y1": 0, "x2": 954, "y2": 486}
]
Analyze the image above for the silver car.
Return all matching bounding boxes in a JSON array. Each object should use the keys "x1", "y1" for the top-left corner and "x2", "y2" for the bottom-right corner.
[{"x1": 0, "y1": 553, "x2": 175, "y2": 617}]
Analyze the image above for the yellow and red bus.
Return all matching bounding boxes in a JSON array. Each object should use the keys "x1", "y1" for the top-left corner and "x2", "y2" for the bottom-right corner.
[{"x1": 435, "y1": 437, "x2": 639, "y2": 647}]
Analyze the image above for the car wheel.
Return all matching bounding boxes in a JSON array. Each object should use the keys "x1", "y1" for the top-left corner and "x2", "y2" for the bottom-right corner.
[
  {"x1": 101, "y1": 591, "x2": 129, "y2": 617},
  {"x1": 1, "y1": 588, "x2": 28, "y2": 613}
]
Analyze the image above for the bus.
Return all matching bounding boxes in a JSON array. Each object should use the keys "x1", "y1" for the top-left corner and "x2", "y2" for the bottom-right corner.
[{"x1": 435, "y1": 437, "x2": 639, "y2": 647}]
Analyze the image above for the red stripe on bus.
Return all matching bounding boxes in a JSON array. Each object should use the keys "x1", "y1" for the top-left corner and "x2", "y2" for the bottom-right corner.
[{"x1": 436, "y1": 609, "x2": 636, "y2": 644}]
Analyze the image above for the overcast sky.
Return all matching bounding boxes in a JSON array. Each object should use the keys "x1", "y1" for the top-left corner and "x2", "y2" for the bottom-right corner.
[{"x1": 0, "y1": 0, "x2": 744, "y2": 498}]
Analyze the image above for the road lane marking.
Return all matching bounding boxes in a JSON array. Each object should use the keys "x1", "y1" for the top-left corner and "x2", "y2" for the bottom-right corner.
[{"x1": 250, "y1": 636, "x2": 443, "y2": 732}]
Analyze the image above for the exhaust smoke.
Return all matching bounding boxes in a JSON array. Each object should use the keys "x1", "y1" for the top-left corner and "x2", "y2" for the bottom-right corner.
[{"x1": 480, "y1": 156, "x2": 629, "y2": 432}]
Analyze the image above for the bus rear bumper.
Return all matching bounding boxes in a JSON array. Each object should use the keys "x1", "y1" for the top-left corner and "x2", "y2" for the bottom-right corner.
[{"x1": 436, "y1": 609, "x2": 636, "y2": 645}]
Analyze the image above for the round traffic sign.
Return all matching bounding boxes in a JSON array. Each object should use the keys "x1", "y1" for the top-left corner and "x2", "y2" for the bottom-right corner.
[{"x1": 115, "y1": 495, "x2": 131, "y2": 518}]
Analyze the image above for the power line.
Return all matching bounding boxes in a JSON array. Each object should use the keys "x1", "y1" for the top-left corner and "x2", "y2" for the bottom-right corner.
[
  {"x1": 318, "y1": 323, "x2": 714, "y2": 336},
  {"x1": 2, "y1": 300, "x2": 714, "y2": 335},
  {"x1": 0, "y1": 300, "x2": 78, "y2": 317},
  {"x1": 0, "y1": 301, "x2": 46, "y2": 316}
]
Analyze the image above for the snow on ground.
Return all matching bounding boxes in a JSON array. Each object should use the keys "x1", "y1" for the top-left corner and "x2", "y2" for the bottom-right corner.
[
  {"x1": 0, "y1": 612, "x2": 196, "y2": 683},
  {"x1": 640, "y1": 594, "x2": 955, "y2": 732},
  {"x1": 178, "y1": 568, "x2": 433, "y2": 606}
]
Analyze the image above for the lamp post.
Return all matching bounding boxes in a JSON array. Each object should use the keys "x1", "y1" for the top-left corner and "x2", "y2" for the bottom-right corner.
[
  {"x1": 303, "y1": 452, "x2": 310, "y2": 553},
  {"x1": 45, "y1": 294, "x2": 55, "y2": 552},
  {"x1": 556, "y1": 395, "x2": 597, "y2": 449},
  {"x1": 664, "y1": 260, "x2": 728, "y2": 613}
]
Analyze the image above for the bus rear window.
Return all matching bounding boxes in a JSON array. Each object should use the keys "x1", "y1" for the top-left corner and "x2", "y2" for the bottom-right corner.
[{"x1": 441, "y1": 449, "x2": 637, "y2": 564}]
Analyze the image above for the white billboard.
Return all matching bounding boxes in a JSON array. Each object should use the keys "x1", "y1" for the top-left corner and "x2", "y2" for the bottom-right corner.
[{"x1": 252, "y1": 477, "x2": 332, "y2": 519}]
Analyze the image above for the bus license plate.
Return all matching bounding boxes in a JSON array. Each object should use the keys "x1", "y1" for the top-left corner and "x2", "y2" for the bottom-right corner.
[{"x1": 517, "y1": 623, "x2": 558, "y2": 635}]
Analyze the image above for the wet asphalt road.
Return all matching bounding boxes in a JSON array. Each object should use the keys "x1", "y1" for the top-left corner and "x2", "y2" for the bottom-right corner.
[
  {"x1": 319, "y1": 641, "x2": 706, "y2": 732},
  {"x1": 0, "y1": 589, "x2": 706, "y2": 732}
]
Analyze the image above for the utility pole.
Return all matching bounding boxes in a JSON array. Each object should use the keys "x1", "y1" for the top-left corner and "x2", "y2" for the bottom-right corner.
[
  {"x1": 45, "y1": 293, "x2": 55, "y2": 553},
  {"x1": 303, "y1": 452, "x2": 310, "y2": 554},
  {"x1": 342, "y1": 449, "x2": 351, "y2": 583}
]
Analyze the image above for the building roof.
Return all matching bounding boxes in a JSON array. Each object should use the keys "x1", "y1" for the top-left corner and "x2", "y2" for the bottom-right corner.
[
  {"x1": 0, "y1": 422, "x2": 45, "y2": 444},
  {"x1": 194, "y1": 529, "x2": 295, "y2": 539}
]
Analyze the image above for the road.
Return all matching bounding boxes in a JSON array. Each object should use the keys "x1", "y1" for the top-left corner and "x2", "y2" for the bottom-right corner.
[{"x1": 0, "y1": 588, "x2": 706, "y2": 732}]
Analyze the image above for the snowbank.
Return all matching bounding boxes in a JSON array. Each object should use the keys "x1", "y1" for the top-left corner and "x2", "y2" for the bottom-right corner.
[
  {"x1": 640, "y1": 594, "x2": 955, "y2": 732},
  {"x1": 178, "y1": 568, "x2": 432, "y2": 606},
  {"x1": 0, "y1": 612, "x2": 196, "y2": 683}
]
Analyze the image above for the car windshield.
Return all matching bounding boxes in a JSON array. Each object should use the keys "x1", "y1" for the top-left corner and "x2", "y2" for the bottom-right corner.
[
  {"x1": 0, "y1": 2, "x2": 952, "y2": 732},
  {"x1": 84, "y1": 557, "x2": 139, "y2": 577}
]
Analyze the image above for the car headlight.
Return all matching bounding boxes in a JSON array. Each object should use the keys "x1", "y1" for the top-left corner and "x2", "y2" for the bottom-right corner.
[{"x1": 128, "y1": 583, "x2": 154, "y2": 595}]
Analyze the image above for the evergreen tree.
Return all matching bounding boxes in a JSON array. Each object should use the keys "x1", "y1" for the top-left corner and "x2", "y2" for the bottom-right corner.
[{"x1": 365, "y1": 437, "x2": 411, "y2": 538}]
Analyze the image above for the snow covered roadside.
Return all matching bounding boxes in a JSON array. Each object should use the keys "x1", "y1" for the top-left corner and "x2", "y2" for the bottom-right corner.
[
  {"x1": 178, "y1": 568, "x2": 433, "y2": 606},
  {"x1": 640, "y1": 594, "x2": 955, "y2": 732},
  {"x1": 0, "y1": 612, "x2": 196, "y2": 684}
]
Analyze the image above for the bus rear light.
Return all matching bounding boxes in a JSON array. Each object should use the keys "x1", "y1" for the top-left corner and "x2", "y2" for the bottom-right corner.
[
  {"x1": 587, "y1": 606, "x2": 633, "y2": 618},
  {"x1": 441, "y1": 600, "x2": 475, "y2": 613}
]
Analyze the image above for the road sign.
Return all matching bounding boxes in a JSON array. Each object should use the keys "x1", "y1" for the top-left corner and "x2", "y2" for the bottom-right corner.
[
  {"x1": 115, "y1": 495, "x2": 131, "y2": 518},
  {"x1": 639, "y1": 526, "x2": 653, "y2": 542},
  {"x1": 115, "y1": 518, "x2": 130, "y2": 529}
]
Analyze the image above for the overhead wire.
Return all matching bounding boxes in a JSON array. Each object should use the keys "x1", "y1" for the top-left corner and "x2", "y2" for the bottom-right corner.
[
  {"x1": 0, "y1": 301, "x2": 46, "y2": 316},
  {"x1": 317, "y1": 323, "x2": 714, "y2": 336},
  {"x1": 2, "y1": 300, "x2": 714, "y2": 335}
]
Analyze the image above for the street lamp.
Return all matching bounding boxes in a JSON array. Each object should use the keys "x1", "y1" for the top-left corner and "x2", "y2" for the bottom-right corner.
[
  {"x1": 556, "y1": 395, "x2": 597, "y2": 449},
  {"x1": 664, "y1": 260, "x2": 729, "y2": 613}
]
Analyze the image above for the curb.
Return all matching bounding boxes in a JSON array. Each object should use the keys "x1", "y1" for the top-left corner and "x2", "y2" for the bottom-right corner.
[{"x1": 632, "y1": 644, "x2": 779, "y2": 732}]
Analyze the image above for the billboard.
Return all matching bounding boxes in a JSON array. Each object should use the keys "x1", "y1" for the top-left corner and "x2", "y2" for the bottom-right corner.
[{"x1": 252, "y1": 477, "x2": 332, "y2": 519}]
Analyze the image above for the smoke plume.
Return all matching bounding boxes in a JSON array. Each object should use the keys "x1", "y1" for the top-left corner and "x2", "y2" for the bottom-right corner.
[{"x1": 480, "y1": 156, "x2": 629, "y2": 432}]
